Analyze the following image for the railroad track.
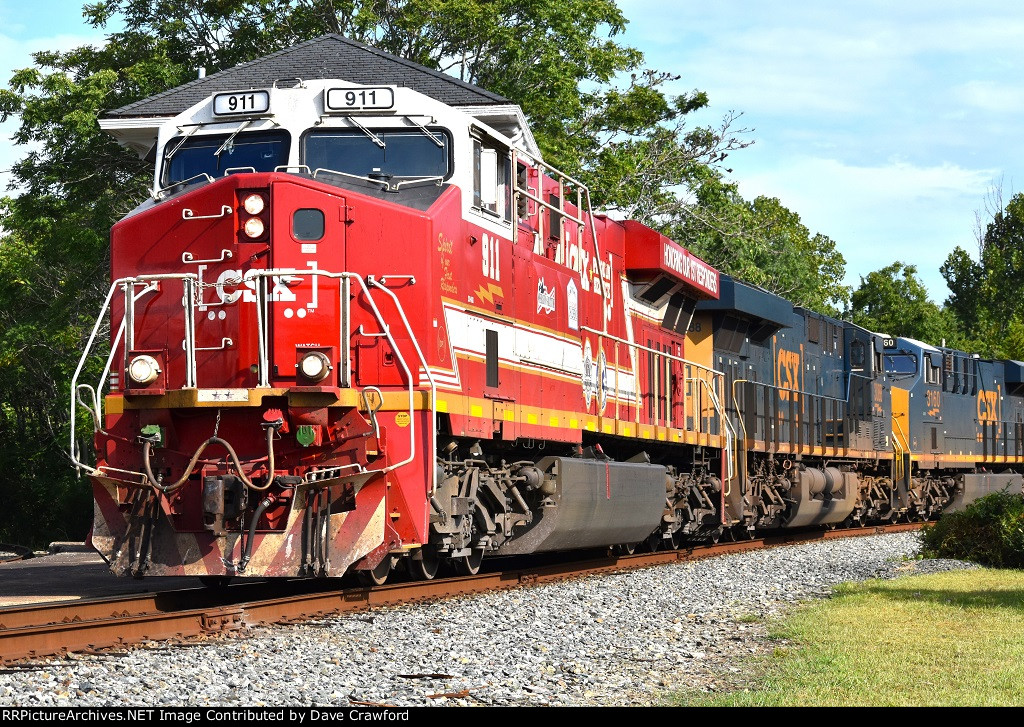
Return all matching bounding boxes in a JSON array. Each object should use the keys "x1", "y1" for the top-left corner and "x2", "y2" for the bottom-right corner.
[
  {"x1": 0, "y1": 544, "x2": 33, "y2": 565},
  {"x1": 0, "y1": 523, "x2": 921, "y2": 665}
]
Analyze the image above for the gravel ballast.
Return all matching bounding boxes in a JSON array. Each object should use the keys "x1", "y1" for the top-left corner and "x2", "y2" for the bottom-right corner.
[{"x1": 0, "y1": 532, "x2": 975, "y2": 707}]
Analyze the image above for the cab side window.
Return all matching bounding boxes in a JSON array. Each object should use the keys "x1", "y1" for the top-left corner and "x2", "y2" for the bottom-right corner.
[{"x1": 472, "y1": 136, "x2": 512, "y2": 224}]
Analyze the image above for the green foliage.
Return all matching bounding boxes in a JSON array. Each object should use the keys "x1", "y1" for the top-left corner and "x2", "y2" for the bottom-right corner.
[
  {"x1": 0, "y1": 214, "x2": 105, "y2": 546},
  {"x1": 669, "y1": 179, "x2": 850, "y2": 314},
  {"x1": 847, "y1": 261, "x2": 953, "y2": 345},
  {"x1": 0, "y1": 20, "x2": 181, "y2": 546},
  {"x1": 920, "y1": 491, "x2": 1024, "y2": 568},
  {"x1": 942, "y1": 191, "x2": 1024, "y2": 359}
]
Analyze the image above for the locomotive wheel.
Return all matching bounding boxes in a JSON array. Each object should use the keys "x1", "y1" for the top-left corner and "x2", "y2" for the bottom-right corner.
[
  {"x1": 454, "y1": 549, "x2": 484, "y2": 576},
  {"x1": 359, "y1": 556, "x2": 391, "y2": 586},
  {"x1": 407, "y1": 546, "x2": 440, "y2": 580}
]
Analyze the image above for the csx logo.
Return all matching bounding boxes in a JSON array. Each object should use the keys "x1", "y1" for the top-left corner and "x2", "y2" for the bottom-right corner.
[
  {"x1": 214, "y1": 268, "x2": 301, "y2": 304},
  {"x1": 977, "y1": 390, "x2": 1000, "y2": 423},
  {"x1": 777, "y1": 349, "x2": 801, "y2": 401}
]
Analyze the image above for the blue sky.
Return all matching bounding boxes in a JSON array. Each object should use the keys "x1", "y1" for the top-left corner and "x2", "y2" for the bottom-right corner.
[
  {"x1": 2, "y1": 1, "x2": 1021, "y2": 304},
  {"x1": 619, "y1": 1, "x2": 1023, "y2": 303}
]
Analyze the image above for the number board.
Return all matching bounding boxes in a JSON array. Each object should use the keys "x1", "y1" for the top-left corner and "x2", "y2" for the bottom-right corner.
[
  {"x1": 325, "y1": 87, "x2": 395, "y2": 112},
  {"x1": 213, "y1": 90, "x2": 271, "y2": 116}
]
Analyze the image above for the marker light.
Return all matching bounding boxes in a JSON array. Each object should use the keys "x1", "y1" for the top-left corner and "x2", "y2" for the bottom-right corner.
[
  {"x1": 298, "y1": 352, "x2": 332, "y2": 382},
  {"x1": 243, "y1": 217, "x2": 265, "y2": 238},
  {"x1": 243, "y1": 194, "x2": 266, "y2": 215},
  {"x1": 128, "y1": 354, "x2": 161, "y2": 385}
]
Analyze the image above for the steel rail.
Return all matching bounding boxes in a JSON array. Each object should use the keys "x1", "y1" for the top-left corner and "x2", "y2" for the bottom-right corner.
[
  {"x1": 0, "y1": 545, "x2": 32, "y2": 565},
  {"x1": 0, "y1": 522, "x2": 922, "y2": 664}
]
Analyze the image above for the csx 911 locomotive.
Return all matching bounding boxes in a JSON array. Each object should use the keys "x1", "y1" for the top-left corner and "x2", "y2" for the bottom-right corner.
[{"x1": 71, "y1": 76, "x2": 1023, "y2": 583}]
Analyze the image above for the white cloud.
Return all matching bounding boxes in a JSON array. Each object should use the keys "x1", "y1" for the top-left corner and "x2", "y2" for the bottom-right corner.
[
  {"x1": 951, "y1": 80, "x2": 1024, "y2": 115},
  {"x1": 615, "y1": 2, "x2": 1024, "y2": 301},
  {"x1": 734, "y1": 156, "x2": 996, "y2": 300}
]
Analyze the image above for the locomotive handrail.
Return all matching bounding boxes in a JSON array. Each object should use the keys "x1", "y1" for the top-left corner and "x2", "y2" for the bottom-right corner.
[
  {"x1": 687, "y1": 376, "x2": 736, "y2": 484},
  {"x1": 312, "y1": 167, "x2": 389, "y2": 190},
  {"x1": 182, "y1": 249, "x2": 233, "y2": 264},
  {"x1": 71, "y1": 267, "x2": 432, "y2": 490},
  {"x1": 241, "y1": 268, "x2": 431, "y2": 484},
  {"x1": 391, "y1": 175, "x2": 445, "y2": 190},
  {"x1": 152, "y1": 172, "x2": 213, "y2": 200},
  {"x1": 182, "y1": 205, "x2": 233, "y2": 221},
  {"x1": 274, "y1": 164, "x2": 312, "y2": 175},
  {"x1": 367, "y1": 275, "x2": 438, "y2": 490},
  {"x1": 75, "y1": 384, "x2": 102, "y2": 431},
  {"x1": 579, "y1": 326, "x2": 723, "y2": 377},
  {"x1": 892, "y1": 415, "x2": 909, "y2": 481},
  {"x1": 731, "y1": 376, "x2": 852, "y2": 408},
  {"x1": 579, "y1": 325, "x2": 726, "y2": 467},
  {"x1": 69, "y1": 274, "x2": 196, "y2": 475},
  {"x1": 513, "y1": 151, "x2": 608, "y2": 311},
  {"x1": 730, "y1": 377, "x2": 862, "y2": 464}
]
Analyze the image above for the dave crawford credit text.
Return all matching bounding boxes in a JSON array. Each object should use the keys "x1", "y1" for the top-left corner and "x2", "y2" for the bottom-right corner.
[{"x1": 1, "y1": 709, "x2": 412, "y2": 723}]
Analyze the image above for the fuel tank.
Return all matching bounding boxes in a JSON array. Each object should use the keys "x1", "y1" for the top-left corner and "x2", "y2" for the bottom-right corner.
[
  {"x1": 945, "y1": 473, "x2": 1023, "y2": 512},
  {"x1": 495, "y1": 455, "x2": 666, "y2": 554}
]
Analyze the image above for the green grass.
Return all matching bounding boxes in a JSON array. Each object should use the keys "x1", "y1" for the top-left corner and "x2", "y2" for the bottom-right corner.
[{"x1": 672, "y1": 569, "x2": 1024, "y2": 706}]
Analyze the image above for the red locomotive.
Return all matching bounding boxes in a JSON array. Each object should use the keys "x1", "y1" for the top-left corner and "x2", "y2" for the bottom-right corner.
[{"x1": 71, "y1": 77, "x2": 731, "y2": 582}]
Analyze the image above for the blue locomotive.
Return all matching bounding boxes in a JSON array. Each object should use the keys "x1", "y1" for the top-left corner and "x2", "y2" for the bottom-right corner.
[{"x1": 691, "y1": 273, "x2": 1022, "y2": 539}]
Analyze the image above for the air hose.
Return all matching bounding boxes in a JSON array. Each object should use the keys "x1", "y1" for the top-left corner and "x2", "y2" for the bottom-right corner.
[{"x1": 238, "y1": 495, "x2": 274, "y2": 572}]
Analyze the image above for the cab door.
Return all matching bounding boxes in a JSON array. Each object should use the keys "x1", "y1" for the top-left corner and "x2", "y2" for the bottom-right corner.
[{"x1": 269, "y1": 180, "x2": 347, "y2": 384}]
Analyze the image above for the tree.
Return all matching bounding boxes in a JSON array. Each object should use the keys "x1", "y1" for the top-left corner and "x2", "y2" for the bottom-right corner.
[
  {"x1": 848, "y1": 262, "x2": 952, "y2": 345},
  {"x1": 668, "y1": 178, "x2": 850, "y2": 315},
  {"x1": 942, "y1": 190, "x2": 1024, "y2": 358},
  {"x1": 0, "y1": 24, "x2": 193, "y2": 545}
]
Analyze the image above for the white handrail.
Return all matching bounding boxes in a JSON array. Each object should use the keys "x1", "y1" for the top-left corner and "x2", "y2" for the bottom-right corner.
[
  {"x1": 367, "y1": 276, "x2": 438, "y2": 490},
  {"x1": 580, "y1": 325, "x2": 723, "y2": 378},
  {"x1": 69, "y1": 275, "x2": 196, "y2": 474},
  {"x1": 71, "y1": 266, "x2": 433, "y2": 491}
]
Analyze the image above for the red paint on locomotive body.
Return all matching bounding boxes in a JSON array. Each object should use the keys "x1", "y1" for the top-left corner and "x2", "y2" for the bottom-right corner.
[{"x1": 74, "y1": 80, "x2": 725, "y2": 579}]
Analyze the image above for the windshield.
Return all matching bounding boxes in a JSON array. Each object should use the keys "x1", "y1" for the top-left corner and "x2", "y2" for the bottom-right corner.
[
  {"x1": 884, "y1": 352, "x2": 918, "y2": 376},
  {"x1": 162, "y1": 130, "x2": 290, "y2": 185},
  {"x1": 304, "y1": 129, "x2": 450, "y2": 179}
]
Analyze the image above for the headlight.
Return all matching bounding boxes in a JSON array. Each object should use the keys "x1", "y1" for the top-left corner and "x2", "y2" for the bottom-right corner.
[
  {"x1": 243, "y1": 217, "x2": 265, "y2": 238},
  {"x1": 128, "y1": 355, "x2": 161, "y2": 385},
  {"x1": 298, "y1": 352, "x2": 332, "y2": 382},
  {"x1": 242, "y1": 194, "x2": 266, "y2": 215}
]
